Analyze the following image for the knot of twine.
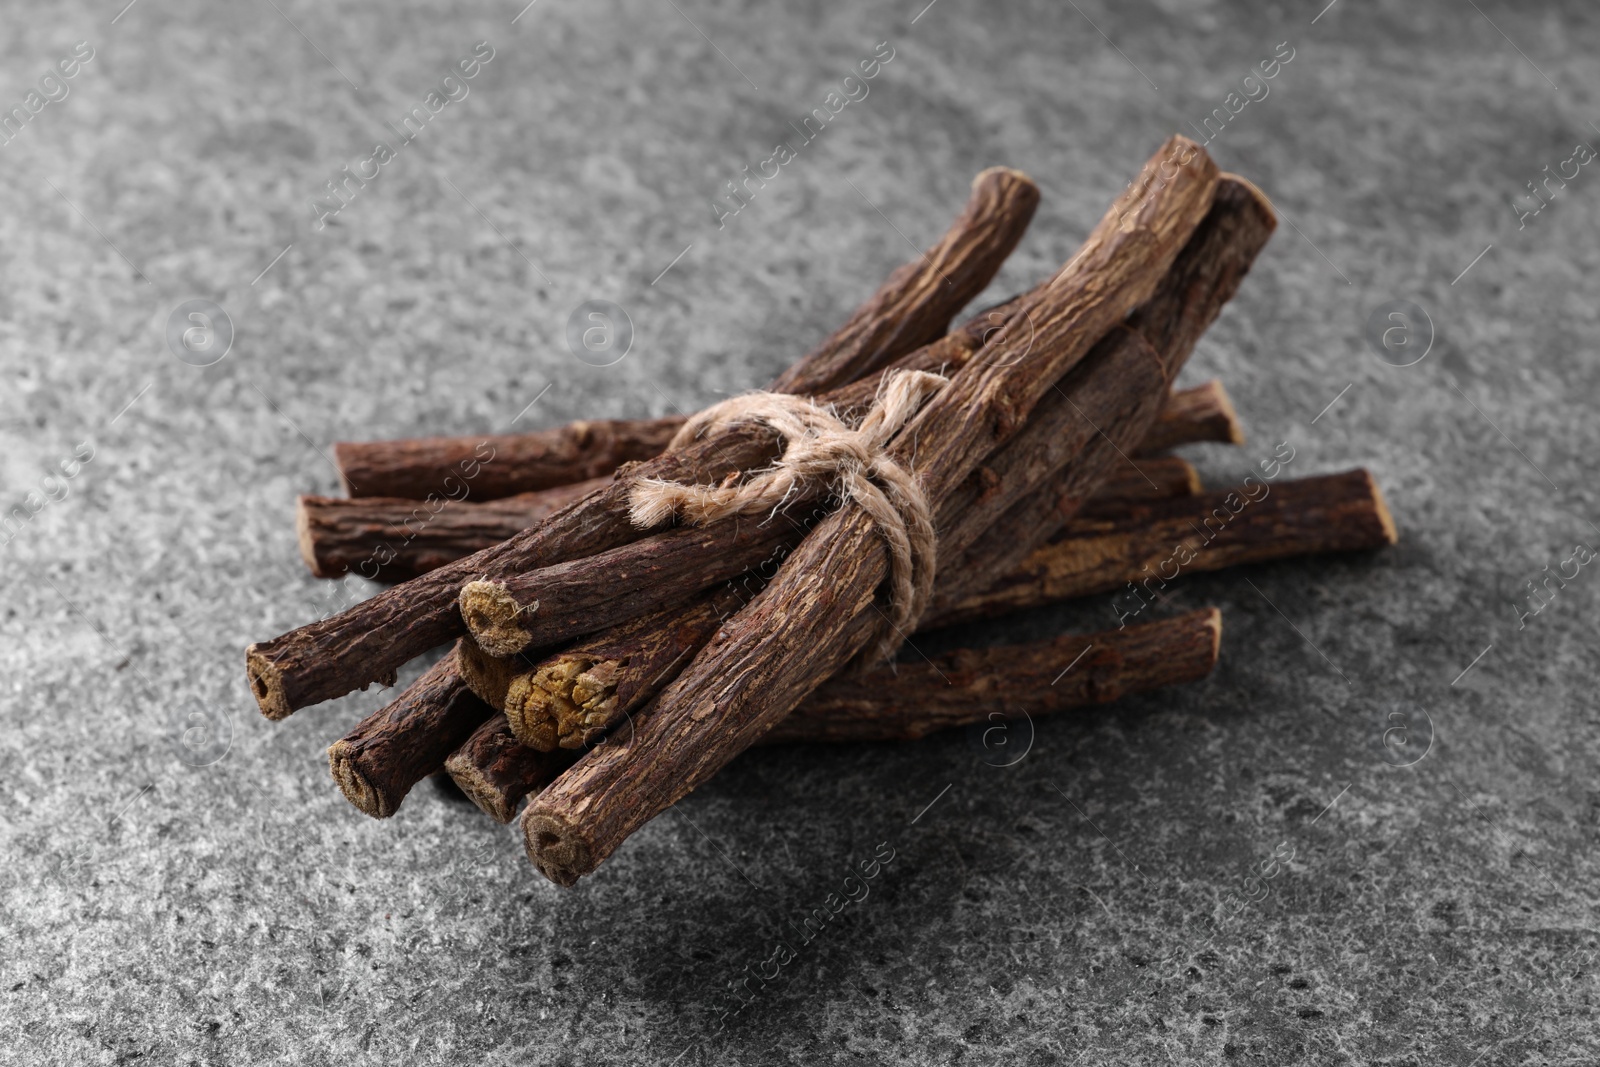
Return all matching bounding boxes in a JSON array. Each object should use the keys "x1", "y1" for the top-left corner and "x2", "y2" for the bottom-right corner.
[{"x1": 627, "y1": 369, "x2": 948, "y2": 665}]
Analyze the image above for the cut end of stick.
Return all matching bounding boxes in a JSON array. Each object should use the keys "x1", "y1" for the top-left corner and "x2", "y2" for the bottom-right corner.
[
  {"x1": 1200, "y1": 606, "x2": 1224, "y2": 663},
  {"x1": 245, "y1": 647, "x2": 292, "y2": 720},
  {"x1": 1179, "y1": 462, "x2": 1204, "y2": 495},
  {"x1": 455, "y1": 636, "x2": 519, "y2": 710},
  {"x1": 504, "y1": 656, "x2": 612, "y2": 751},
  {"x1": 443, "y1": 753, "x2": 518, "y2": 824},
  {"x1": 974, "y1": 165, "x2": 1038, "y2": 195},
  {"x1": 505, "y1": 672, "x2": 561, "y2": 751},
  {"x1": 1205, "y1": 380, "x2": 1245, "y2": 445},
  {"x1": 331, "y1": 441, "x2": 359, "y2": 497},
  {"x1": 1216, "y1": 171, "x2": 1279, "y2": 235},
  {"x1": 459, "y1": 580, "x2": 536, "y2": 657},
  {"x1": 328, "y1": 741, "x2": 395, "y2": 819},
  {"x1": 1363, "y1": 470, "x2": 1400, "y2": 546},
  {"x1": 521, "y1": 810, "x2": 593, "y2": 888},
  {"x1": 294, "y1": 496, "x2": 330, "y2": 578}
]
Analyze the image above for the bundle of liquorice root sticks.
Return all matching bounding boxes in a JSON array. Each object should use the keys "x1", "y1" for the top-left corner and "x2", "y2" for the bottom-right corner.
[{"x1": 251, "y1": 137, "x2": 1396, "y2": 887}]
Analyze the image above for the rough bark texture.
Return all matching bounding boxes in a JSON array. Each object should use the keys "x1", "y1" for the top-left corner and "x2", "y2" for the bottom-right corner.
[
  {"x1": 933, "y1": 469, "x2": 1398, "y2": 627},
  {"x1": 762, "y1": 608, "x2": 1221, "y2": 743},
  {"x1": 448, "y1": 610, "x2": 1220, "y2": 822},
  {"x1": 1136, "y1": 379, "x2": 1242, "y2": 455},
  {"x1": 247, "y1": 266, "x2": 1035, "y2": 720},
  {"x1": 335, "y1": 168, "x2": 1038, "y2": 502},
  {"x1": 324, "y1": 647, "x2": 493, "y2": 819},
  {"x1": 334, "y1": 420, "x2": 680, "y2": 501},
  {"x1": 458, "y1": 510, "x2": 807, "y2": 657},
  {"x1": 522, "y1": 137, "x2": 1224, "y2": 886},
  {"x1": 297, "y1": 478, "x2": 606, "y2": 580}
]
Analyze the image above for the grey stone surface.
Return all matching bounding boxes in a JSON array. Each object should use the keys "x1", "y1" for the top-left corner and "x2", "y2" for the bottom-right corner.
[{"x1": 1, "y1": 0, "x2": 1598, "y2": 1063}]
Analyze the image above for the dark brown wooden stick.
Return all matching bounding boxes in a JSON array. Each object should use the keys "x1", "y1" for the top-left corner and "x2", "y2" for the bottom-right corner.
[
  {"x1": 933, "y1": 468, "x2": 1398, "y2": 627},
  {"x1": 325, "y1": 646, "x2": 494, "y2": 818},
  {"x1": 522, "y1": 137, "x2": 1223, "y2": 886},
  {"x1": 334, "y1": 421, "x2": 680, "y2": 501},
  {"x1": 247, "y1": 283, "x2": 1037, "y2": 720},
  {"x1": 336, "y1": 169, "x2": 1038, "y2": 500},
  {"x1": 448, "y1": 609, "x2": 1220, "y2": 822},
  {"x1": 764, "y1": 608, "x2": 1220, "y2": 743},
  {"x1": 295, "y1": 402, "x2": 1212, "y2": 581},
  {"x1": 297, "y1": 478, "x2": 606, "y2": 580},
  {"x1": 1136, "y1": 379, "x2": 1242, "y2": 455}
]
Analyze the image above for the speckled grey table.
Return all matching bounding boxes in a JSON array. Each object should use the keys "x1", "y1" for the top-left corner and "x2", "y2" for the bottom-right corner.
[{"x1": 2, "y1": 0, "x2": 1597, "y2": 1063}]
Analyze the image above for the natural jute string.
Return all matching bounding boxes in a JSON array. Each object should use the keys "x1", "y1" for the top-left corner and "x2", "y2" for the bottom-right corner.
[{"x1": 628, "y1": 369, "x2": 948, "y2": 665}]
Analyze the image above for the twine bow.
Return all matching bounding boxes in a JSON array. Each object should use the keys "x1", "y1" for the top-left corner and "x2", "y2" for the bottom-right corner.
[{"x1": 627, "y1": 370, "x2": 948, "y2": 665}]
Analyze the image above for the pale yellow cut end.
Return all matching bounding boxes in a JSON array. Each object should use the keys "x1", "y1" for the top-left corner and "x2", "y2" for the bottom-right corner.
[
  {"x1": 328, "y1": 741, "x2": 393, "y2": 819},
  {"x1": 1205, "y1": 380, "x2": 1245, "y2": 446},
  {"x1": 1201, "y1": 606, "x2": 1224, "y2": 663},
  {"x1": 458, "y1": 580, "x2": 536, "y2": 657},
  {"x1": 505, "y1": 673, "x2": 561, "y2": 751},
  {"x1": 1364, "y1": 471, "x2": 1400, "y2": 545}
]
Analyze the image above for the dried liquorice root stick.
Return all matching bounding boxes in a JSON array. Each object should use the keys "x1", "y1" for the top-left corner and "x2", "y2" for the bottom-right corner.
[
  {"x1": 523, "y1": 137, "x2": 1223, "y2": 886},
  {"x1": 762, "y1": 607, "x2": 1220, "y2": 743},
  {"x1": 448, "y1": 609, "x2": 1219, "y2": 822},
  {"x1": 295, "y1": 388, "x2": 1219, "y2": 580},
  {"x1": 326, "y1": 645, "x2": 495, "y2": 818},
  {"x1": 932, "y1": 468, "x2": 1397, "y2": 627},
  {"x1": 334, "y1": 420, "x2": 681, "y2": 502},
  {"x1": 335, "y1": 168, "x2": 1039, "y2": 500},
  {"x1": 248, "y1": 262, "x2": 1038, "y2": 720},
  {"x1": 297, "y1": 477, "x2": 607, "y2": 580}
]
